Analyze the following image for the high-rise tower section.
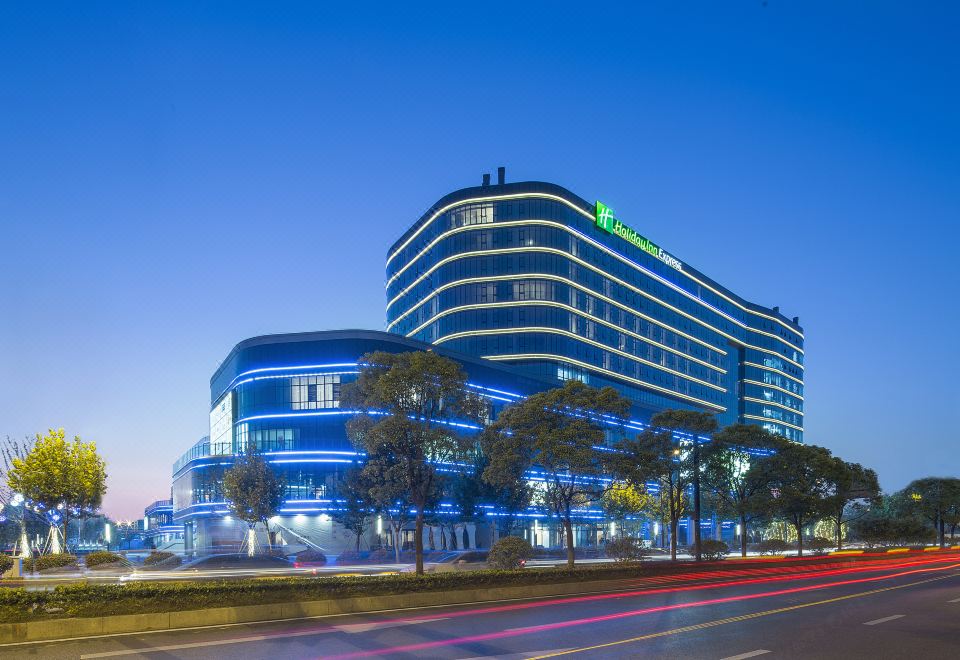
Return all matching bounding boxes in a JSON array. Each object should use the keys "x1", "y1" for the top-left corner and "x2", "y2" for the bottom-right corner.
[{"x1": 386, "y1": 174, "x2": 803, "y2": 441}]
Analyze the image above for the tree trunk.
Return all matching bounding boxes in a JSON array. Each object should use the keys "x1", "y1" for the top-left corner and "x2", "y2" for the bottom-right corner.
[
  {"x1": 670, "y1": 517, "x2": 678, "y2": 561},
  {"x1": 564, "y1": 517, "x2": 575, "y2": 569},
  {"x1": 939, "y1": 516, "x2": 946, "y2": 548},
  {"x1": 795, "y1": 523, "x2": 804, "y2": 557},
  {"x1": 740, "y1": 513, "x2": 748, "y2": 558},
  {"x1": 415, "y1": 510, "x2": 425, "y2": 575},
  {"x1": 693, "y1": 442, "x2": 702, "y2": 561},
  {"x1": 836, "y1": 517, "x2": 843, "y2": 551},
  {"x1": 392, "y1": 524, "x2": 401, "y2": 563}
]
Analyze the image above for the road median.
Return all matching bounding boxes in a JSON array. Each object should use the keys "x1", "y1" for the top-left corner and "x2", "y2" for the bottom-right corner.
[{"x1": 1, "y1": 552, "x2": 954, "y2": 645}]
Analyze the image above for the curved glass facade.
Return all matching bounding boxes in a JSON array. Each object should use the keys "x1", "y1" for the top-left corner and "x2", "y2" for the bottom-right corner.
[
  {"x1": 172, "y1": 330, "x2": 569, "y2": 551},
  {"x1": 387, "y1": 180, "x2": 804, "y2": 441}
]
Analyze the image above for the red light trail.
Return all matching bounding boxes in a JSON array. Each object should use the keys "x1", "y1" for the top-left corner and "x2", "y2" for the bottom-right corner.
[{"x1": 321, "y1": 556, "x2": 960, "y2": 659}]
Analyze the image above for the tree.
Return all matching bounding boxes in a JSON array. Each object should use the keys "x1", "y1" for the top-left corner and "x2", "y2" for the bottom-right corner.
[
  {"x1": 616, "y1": 428, "x2": 686, "y2": 560},
  {"x1": 820, "y1": 458, "x2": 880, "y2": 550},
  {"x1": 761, "y1": 442, "x2": 833, "y2": 556},
  {"x1": 649, "y1": 410, "x2": 718, "y2": 561},
  {"x1": 7, "y1": 429, "x2": 107, "y2": 553},
  {"x1": 601, "y1": 482, "x2": 654, "y2": 538},
  {"x1": 902, "y1": 478, "x2": 960, "y2": 548},
  {"x1": 331, "y1": 467, "x2": 371, "y2": 553},
  {"x1": 483, "y1": 380, "x2": 631, "y2": 568},
  {"x1": 221, "y1": 447, "x2": 286, "y2": 556},
  {"x1": 850, "y1": 493, "x2": 934, "y2": 547},
  {"x1": 1, "y1": 435, "x2": 40, "y2": 557},
  {"x1": 343, "y1": 351, "x2": 485, "y2": 575},
  {"x1": 702, "y1": 424, "x2": 784, "y2": 557},
  {"x1": 362, "y1": 456, "x2": 414, "y2": 561}
]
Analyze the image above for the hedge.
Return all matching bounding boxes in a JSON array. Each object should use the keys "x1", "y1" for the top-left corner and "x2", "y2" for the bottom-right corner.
[
  {"x1": 605, "y1": 537, "x2": 649, "y2": 562},
  {"x1": 85, "y1": 551, "x2": 123, "y2": 568},
  {"x1": 22, "y1": 553, "x2": 79, "y2": 573},
  {"x1": 294, "y1": 550, "x2": 327, "y2": 565},
  {"x1": 143, "y1": 551, "x2": 180, "y2": 568},
  {"x1": 0, "y1": 555, "x2": 13, "y2": 575},
  {"x1": 0, "y1": 555, "x2": 878, "y2": 623},
  {"x1": 700, "y1": 540, "x2": 729, "y2": 561}
]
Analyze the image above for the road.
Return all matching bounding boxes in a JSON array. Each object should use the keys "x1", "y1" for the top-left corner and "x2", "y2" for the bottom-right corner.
[{"x1": 7, "y1": 554, "x2": 960, "y2": 659}]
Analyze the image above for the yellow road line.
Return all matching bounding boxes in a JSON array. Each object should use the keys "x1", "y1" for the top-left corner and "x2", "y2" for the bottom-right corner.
[{"x1": 527, "y1": 570, "x2": 959, "y2": 659}]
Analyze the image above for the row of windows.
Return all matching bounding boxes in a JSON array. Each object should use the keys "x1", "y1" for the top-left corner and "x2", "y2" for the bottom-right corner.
[
  {"x1": 441, "y1": 333, "x2": 729, "y2": 406},
  {"x1": 759, "y1": 422, "x2": 803, "y2": 443},
  {"x1": 388, "y1": 201, "x2": 803, "y2": 351},
  {"x1": 390, "y1": 250, "x2": 733, "y2": 356},
  {"x1": 291, "y1": 375, "x2": 342, "y2": 410},
  {"x1": 745, "y1": 402, "x2": 804, "y2": 428},
  {"x1": 396, "y1": 278, "x2": 727, "y2": 367},
  {"x1": 173, "y1": 464, "x2": 354, "y2": 508},
  {"x1": 388, "y1": 225, "x2": 756, "y2": 350},
  {"x1": 744, "y1": 365, "x2": 804, "y2": 396},
  {"x1": 418, "y1": 306, "x2": 727, "y2": 389},
  {"x1": 233, "y1": 374, "x2": 345, "y2": 417},
  {"x1": 743, "y1": 383, "x2": 804, "y2": 413}
]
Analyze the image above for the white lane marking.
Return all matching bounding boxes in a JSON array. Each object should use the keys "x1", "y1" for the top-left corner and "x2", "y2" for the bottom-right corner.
[
  {"x1": 333, "y1": 617, "x2": 448, "y2": 633},
  {"x1": 863, "y1": 614, "x2": 905, "y2": 626},
  {"x1": 948, "y1": 597, "x2": 960, "y2": 603},
  {"x1": 461, "y1": 651, "x2": 572, "y2": 660},
  {"x1": 79, "y1": 632, "x2": 317, "y2": 658},
  {"x1": 79, "y1": 618, "x2": 444, "y2": 658},
  {"x1": 720, "y1": 651, "x2": 771, "y2": 660}
]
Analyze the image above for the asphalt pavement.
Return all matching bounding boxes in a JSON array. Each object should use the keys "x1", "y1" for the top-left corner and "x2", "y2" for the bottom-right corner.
[{"x1": 6, "y1": 554, "x2": 960, "y2": 659}]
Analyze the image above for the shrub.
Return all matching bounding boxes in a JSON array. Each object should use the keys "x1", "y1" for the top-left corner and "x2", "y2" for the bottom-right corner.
[
  {"x1": 23, "y1": 553, "x2": 78, "y2": 572},
  {"x1": 85, "y1": 551, "x2": 123, "y2": 568},
  {"x1": 701, "y1": 539, "x2": 729, "y2": 561},
  {"x1": 294, "y1": 550, "x2": 327, "y2": 565},
  {"x1": 757, "y1": 539, "x2": 792, "y2": 556},
  {"x1": 143, "y1": 551, "x2": 177, "y2": 566},
  {"x1": 807, "y1": 537, "x2": 833, "y2": 555},
  {"x1": 0, "y1": 555, "x2": 13, "y2": 575},
  {"x1": 605, "y1": 536, "x2": 648, "y2": 562},
  {"x1": 487, "y1": 536, "x2": 532, "y2": 570}
]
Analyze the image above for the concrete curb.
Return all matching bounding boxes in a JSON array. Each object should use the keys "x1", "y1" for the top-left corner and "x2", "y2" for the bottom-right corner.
[{"x1": 0, "y1": 577, "x2": 632, "y2": 644}]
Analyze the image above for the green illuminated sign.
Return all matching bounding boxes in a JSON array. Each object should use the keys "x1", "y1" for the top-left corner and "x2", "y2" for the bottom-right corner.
[{"x1": 595, "y1": 201, "x2": 683, "y2": 271}]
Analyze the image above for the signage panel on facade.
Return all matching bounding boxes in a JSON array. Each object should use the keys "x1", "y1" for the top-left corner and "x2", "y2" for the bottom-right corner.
[{"x1": 595, "y1": 201, "x2": 683, "y2": 271}]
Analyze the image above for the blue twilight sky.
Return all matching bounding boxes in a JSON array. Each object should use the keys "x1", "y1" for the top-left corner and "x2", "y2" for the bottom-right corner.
[{"x1": 2, "y1": 2, "x2": 958, "y2": 520}]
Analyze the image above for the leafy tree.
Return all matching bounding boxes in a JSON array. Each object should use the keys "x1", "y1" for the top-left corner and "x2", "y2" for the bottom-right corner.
[
  {"x1": 483, "y1": 380, "x2": 631, "y2": 568},
  {"x1": 820, "y1": 458, "x2": 880, "y2": 550},
  {"x1": 221, "y1": 447, "x2": 286, "y2": 555},
  {"x1": 761, "y1": 442, "x2": 834, "y2": 556},
  {"x1": 331, "y1": 467, "x2": 371, "y2": 553},
  {"x1": 362, "y1": 456, "x2": 415, "y2": 561},
  {"x1": 601, "y1": 482, "x2": 654, "y2": 537},
  {"x1": 7, "y1": 429, "x2": 107, "y2": 552},
  {"x1": 343, "y1": 351, "x2": 485, "y2": 575},
  {"x1": 902, "y1": 477, "x2": 960, "y2": 547},
  {"x1": 850, "y1": 493, "x2": 934, "y2": 547},
  {"x1": 1, "y1": 435, "x2": 41, "y2": 556},
  {"x1": 702, "y1": 424, "x2": 784, "y2": 557},
  {"x1": 648, "y1": 410, "x2": 718, "y2": 561},
  {"x1": 614, "y1": 427, "x2": 687, "y2": 560}
]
